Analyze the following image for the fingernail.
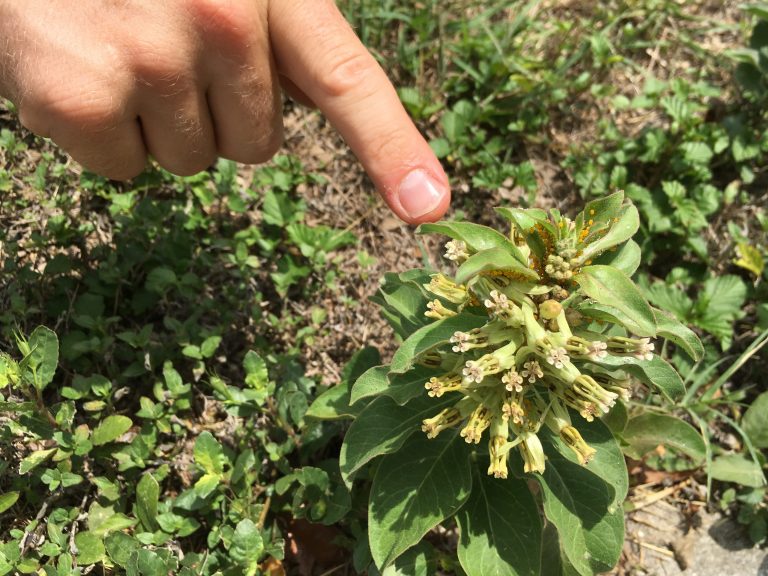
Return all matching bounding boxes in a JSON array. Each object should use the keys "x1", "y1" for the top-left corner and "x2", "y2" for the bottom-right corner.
[{"x1": 397, "y1": 169, "x2": 445, "y2": 220}]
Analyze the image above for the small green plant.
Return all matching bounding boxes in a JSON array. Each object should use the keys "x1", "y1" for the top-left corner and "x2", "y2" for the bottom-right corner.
[
  {"x1": 312, "y1": 191, "x2": 703, "y2": 574},
  {"x1": 0, "y1": 328, "x2": 298, "y2": 575},
  {"x1": 715, "y1": 383, "x2": 768, "y2": 546}
]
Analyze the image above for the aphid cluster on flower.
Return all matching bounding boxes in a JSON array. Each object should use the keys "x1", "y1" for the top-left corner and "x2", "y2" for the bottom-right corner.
[{"x1": 418, "y1": 199, "x2": 655, "y2": 479}]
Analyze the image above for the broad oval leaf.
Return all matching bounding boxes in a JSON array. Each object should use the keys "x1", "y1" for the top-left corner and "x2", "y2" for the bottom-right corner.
[
  {"x1": 305, "y1": 380, "x2": 358, "y2": 421},
  {"x1": 136, "y1": 473, "x2": 160, "y2": 532},
  {"x1": 455, "y1": 248, "x2": 539, "y2": 285},
  {"x1": 381, "y1": 542, "x2": 436, "y2": 576},
  {"x1": 371, "y1": 270, "x2": 435, "y2": 338},
  {"x1": 418, "y1": 221, "x2": 526, "y2": 263},
  {"x1": 194, "y1": 431, "x2": 225, "y2": 475},
  {"x1": 19, "y1": 448, "x2": 56, "y2": 474},
  {"x1": 0, "y1": 492, "x2": 19, "y2": 514},
  {"x1": 340, "y1": 394, "x2": 455, "y2": 487},
  {"x1": 581, "y1": 204, "x2": 640, "y2": 260},
  {"x1": 592, "y1": 239, "x2": 641, "y2": 277},
  {"x1": 27, "y1": 326, "x2": 59, "y2": 391},
  {"x1": 536, "y1": 419, "x2": 626, "y2": 575},
  {"x1": 709, "y1": 454, "x2": 766, "y2": 488},
  {"x1": 369, "y1": 432, "x2": 472, "y2": 569},
  {"x1": 390, "y1": 314, "x2": 487, "y2": 374},
  {"x1": 350, "y1": 365, "x2": 441, "y2": 406},
  {"x1": 495, "y1": 207, "x2": 552, "y2": 262},
  {"x1": 574, "y1": 265, "x2": 656, "y2": 337},
  {"x1": 652, "y1": 307, "x2": 704, "y2": 361},
  {"x1": 74, "y1": 531, "x2": 106, "y2": 565},
  {"x1": 581, "y1": 192, "x2": 625, "y2": 226},
  {"x1": 230, "y1": 519, "x2": 265, "y2": 566},
  {"x1": 743, "y1": 391, "x2": 768, "y2": 449},
  {"x1": 457, "y1": 471, "x2": 541, "y2": 576},
  {"x1": 92, "y1": 415, "x2": 133, "y2": 446},
  {"x1": 587, "y1": 354, "x2": 685, "y2": 402},
  {"x1": 621, "y1": 413, "x2": 705, "y2": 466}
]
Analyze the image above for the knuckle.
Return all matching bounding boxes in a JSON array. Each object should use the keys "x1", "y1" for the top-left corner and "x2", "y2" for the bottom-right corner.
[
  {"x1": 368, "y1": 127, "x2": 414, "y2": 165},
  {"x1": 29, "y1": 82, "x2": 125, "y2": 133},
  {"x1": 159, "y1": 150, "x2": 216, "y2": 177},
  {"x1": 224, "y1": 123, "x2": 284, "y2": 165},
  {"x1": 130, "y1": 48, "x2": 190, "y2": 93},
  {"x1": 78, "y1": 151, "x2": 145, "y2": 181},
  {"x1": 317, "y1": 48, "x2": 378, "y2": 99},
  {"x1": 187, "y1": 0, "x2": 252, "y2": 54},
  {"x1": 103, "y1": 161, "x2": 146, "y2": 181}
]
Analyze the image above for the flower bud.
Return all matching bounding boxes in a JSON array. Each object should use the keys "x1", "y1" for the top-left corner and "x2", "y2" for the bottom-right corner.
[
  {"x1": 488, "y1": 435, "x2": 509, "y2": 479},
  {"x1": 539, "y1": 299, "x2": 562, "y2": 320},
  {"x1": 560, "y1": 425, "x2": 597, "y2": 465},
  {"x1": 422, "y1": 408, "x2": 462, "y2": 439}
]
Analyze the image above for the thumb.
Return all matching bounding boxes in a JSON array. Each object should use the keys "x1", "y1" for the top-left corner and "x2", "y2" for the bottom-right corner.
[{"x1": 269, "y1": 0, "x2": 450, "y2": 224}]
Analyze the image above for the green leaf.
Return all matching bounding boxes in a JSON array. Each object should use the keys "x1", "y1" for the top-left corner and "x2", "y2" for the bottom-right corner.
[
  {"x1": 19, "y1": 448, "x2": 56, "y2": 474},
  {"x1": 652, "y1": 308, "x2": 704, "y2": 361},
  {"x1": 194, "y1": 431, "x2": 225, "y2": 475},
  {"x1": 27, "y1": 326, "x2": 59, "y2": 391},
  {"x1": 455, "y1": 247, "x2": 538, "y2": 285},
  {"x1": 145, "y1": 266, "x2": 177, "y2": 294},
  {"x1": 734, "y1": 242, "x2": 765, "y2": 278},
  {"x1": 371, "y1": 270, "x2": 434, "y2": 338},
  {"x1": 230, "y1": 519, "x2": 264, "y2": 566},
  {"x1": 243, "y1": 351, "x2": 269, "y2": 390},
  {"x1": 602, "y1": 400, "x2": 628, "y2": 435},
  {"x1": 89, "y1": 511, "x2": 137, "y2": 537},
  {"x1": 581, "y1": 205, "x2": 641, "y2": 261},
  {"x1": 681, "y1": 141, "x2": 714, "y2": 164},
  {"x1": 457, "y1": 471, "x2": 541, "y2": 576},
  {"x1": 369, "y1": 432, "x2": 472, "y2": 569},
  {"x1": 105, "y1": 532, "x2": 140, "y2": 569},
  {"x1": 588, "y1": 354, "x2": 685, "y2": 402},
  {"x1": 128, "y1": 548, "x2": 179, "y2": 575},
  {"x1": 262, "y1": 188, "x2": 301, "y2": 227},
  {"x1": 305, "y1": 381, "x2": 358, "y2": 421},
  {"x1": 582, "y1": 192, "x2": 625, "y2": 223},
  {"x1": 621, "y1": 413, "x2": 705, "y2": 466},
  {"x1": 418, "y1": 221, "x2": 526, "y2": 263},
  {"x1": 381, "y1": 541, "x2": 436, "y2": 576},
  {"x1": 495, "y1": 207, "x2": 551, "y2": 261},
  {"x1": 574, "y1": 266, "x2": 656, "y2": 337},
  {"x1": 592, "y1": 239, "x2": 641, "y2": 276},
  {"x1": 744, "y1": 391, "x2": 768, "y2": 449},
  {"x1": 537, "y1": 420, "x2": 626, "y2": 575},
  {"x1": 390, "y1": 314, "x2": 487, "y2": 374},
  {"x1": 540, "y1": 523, "x2": 581, "y2": 576},
  {"x1": 194, "y1": 473, "x2": 222, "y2": 498},
  {"x1": 645, "y1": 281, "x2": 694, "y2": 321},
  {"x1": 136, "y1": 473, "x2": 160, "y2": 532},
  {"x1": 92, "y1": 415, "x2": 133, "y2": 446},
  {"x1": 710, "y1": 454, "x2": 766, "y2": 488},
  {"x1": 694, "y1": 275, "x2": 747, "y2": 350},
  {"x1": 350, "y1": 365, "x2": 441, "y2": 406},
  {"x1": 340, "y1": 394, "x2": 455, "y2": 487},
  {"x1": 200, "y1": 336, "x2": 221, "y2": 358},
  {"x1": 74, "y1": 531, "x2": 106, "y2": 565},
  {"x1": 0, "y1": 492, "x2": 19, "y2": 514},
  {"x1": 0, "y1": 401, "x2": 34, "y2": 413}
]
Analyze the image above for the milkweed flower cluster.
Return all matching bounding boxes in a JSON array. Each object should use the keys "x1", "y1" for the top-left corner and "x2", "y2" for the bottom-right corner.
[{"x1": 414, "y1": 192, "x2": 659, "y2": 479}]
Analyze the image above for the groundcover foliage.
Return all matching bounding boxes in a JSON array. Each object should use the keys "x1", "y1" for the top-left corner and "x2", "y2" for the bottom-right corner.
[{"x1": 312, "y1": 192, "x2": 702, "y2": 575}]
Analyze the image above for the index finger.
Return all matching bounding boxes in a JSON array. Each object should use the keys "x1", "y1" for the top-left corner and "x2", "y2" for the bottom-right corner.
[{"x1": 269, "y1": 0, "x2": 450, "y2": 224}]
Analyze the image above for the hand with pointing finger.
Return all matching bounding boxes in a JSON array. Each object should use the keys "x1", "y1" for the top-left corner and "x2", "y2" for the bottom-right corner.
[{"x1": 0, "y1": 0, "x2": 450, "y2": 224}]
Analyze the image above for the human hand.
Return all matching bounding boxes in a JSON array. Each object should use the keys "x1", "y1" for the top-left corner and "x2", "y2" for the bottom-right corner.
[{"x1": 0, "y1": 0, "x2": 450, "y2": 223}]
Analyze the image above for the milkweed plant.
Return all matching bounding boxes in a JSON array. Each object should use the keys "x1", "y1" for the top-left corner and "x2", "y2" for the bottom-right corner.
[{"x1": 311, "y1": 191, "x2": 704, "y2": 575}]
